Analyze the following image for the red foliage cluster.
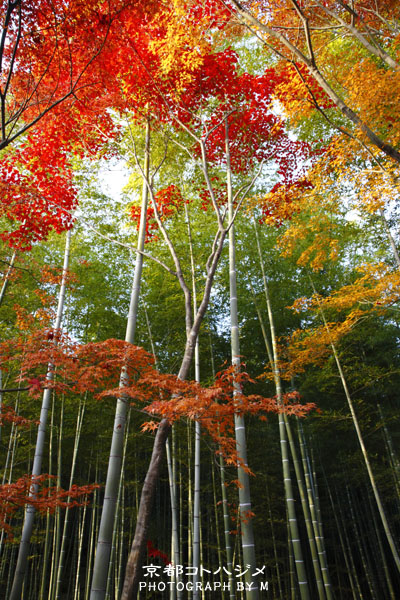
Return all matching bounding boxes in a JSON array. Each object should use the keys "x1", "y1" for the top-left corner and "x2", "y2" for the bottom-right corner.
[
  {"x1": 0, "y1": 474, "x2": 98, "y2": 538},
  {"x1": 0, "y1": 133, "x2": 76, "y2": 250},
  {"x1": 0, "y1": 333, "x2": 315, "y2": 467},
  {"x1": 0, "y1": 406, "x2": 36, "y2": 429},
  {"x1": 260, "y1": 178, "x2": 315, "y2": 227},
  {"x1": 130, "y1": 184, "x2": 185, "y2": 240},
  {"x1": 1, "y1": 0, "x2": 313, "y2": 247}
]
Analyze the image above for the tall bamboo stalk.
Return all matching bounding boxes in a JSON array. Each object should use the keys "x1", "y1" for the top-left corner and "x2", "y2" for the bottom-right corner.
[
  {"x1": 50, "y1": 397, "x2": 64, "y2": 599},
  {"x1": 10, "y1": 228, "x2": 72, "y2": 600},
  {"x1": 284, "y1": 417, "x2": 327, "y2": 599},
  {"x1": 310, "y1": 277, "x2": 400, "y2": 574},
  {"x1": 226, "y1": 120, "x2": 258, "y2": 598},
  {"x1": 85, "y1": 459, "x2": 99, "y2": 600},
  {"x1": 55, "y1": 399, "x2": 85, "y2": 599},
  {"x1": 252, "y1": 220, "x2": 310, "y2": 599},
  {"x1": 207, "y1": 326, "x2": 235, "y2": 599},
  {"x1": 105, "y1": 410, "x2": 131, "y2": 600},
  {"x1": 166, "y1": 437, "x2": 181, "y2": 600},
  {"x1": 122, "y1": 108, "x2": 256, "y2": 598},
  {"x1": 378, "y1": 403, "x2": 400, "y2": 497},
  {"x1": 297, "y1": 422, "x2": 333, "y2": 599},
  {"x1": 185, "y1": 203, "x2": 202, "y2": 598},
  {"x1": 90, "y1": 119, "x2": 150, "y2": 600}
]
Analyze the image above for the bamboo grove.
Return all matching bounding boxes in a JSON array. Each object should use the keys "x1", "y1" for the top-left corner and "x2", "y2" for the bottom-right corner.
[{"x1": 0, "y1": 1, "x2": 400, "y2": 599}]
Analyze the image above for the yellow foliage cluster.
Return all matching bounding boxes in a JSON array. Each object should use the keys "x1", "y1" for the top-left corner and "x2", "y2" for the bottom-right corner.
[
  {"x1": 345, "y1": 58, "x2": 400, "y2": 149},
  {"x1": 322, "y1": 139, "x2": 400, "y2": 214},
  {"x1": 302, "y1": 263, "x2": 400, "y2": 314},
  {"x1": 262, "y1": 260, "x2": 400, "y2": 382},
  {"x1": 148, "y1": 0, "x2": 213, "y2": 94},
  {"x1": 277, "y1": 188, "x2": 341, "y2": 271},
  {"x1": 276, "y1": 262, "x2": 400, "y2": 377},
  {"x1": 283, "y1": 316, "x2": 360, "y2": 378}
]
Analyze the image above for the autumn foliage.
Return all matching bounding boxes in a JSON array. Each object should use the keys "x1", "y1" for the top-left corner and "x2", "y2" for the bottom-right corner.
[
  {"x1": 0, "y1": 475, "x2": 98, "y2": 539},
  {"x1": 0, "y1": 334, "x2": 315, "y2": 466}
]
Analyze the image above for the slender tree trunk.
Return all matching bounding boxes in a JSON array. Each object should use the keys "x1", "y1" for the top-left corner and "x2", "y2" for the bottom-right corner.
[
  {"x1": 0, "y1": 249, "x2": 16, "y2": 307},
  {"x1": 10, "y1": 229, "x2": 72, "y2": 600},
  {"x1": 252, "y1": 220, "x2": 310, "y2": 600},
  {"x1": 55, "y1": 400, "x2": 85, "y2": 599},
  {"x1": 226, "y1": 120, "x2": 258, "y2": 599},
  {"x1": 186, "y1": 203, "x2": 201, "y2": 599},
  {"x1": 90, "y1": 119, "x2": 150, "y2": 600},
  {"x1": 310, "y1": 277, "x2": 400, "y2": 574},
  {"x1": 121, "y1": 222, "x2": 228, "y2": 598}
]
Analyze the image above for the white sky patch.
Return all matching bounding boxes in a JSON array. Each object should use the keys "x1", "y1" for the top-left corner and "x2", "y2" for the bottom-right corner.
[{"x1": 99, "y1": 159, "x2": 130, "y2": 201}]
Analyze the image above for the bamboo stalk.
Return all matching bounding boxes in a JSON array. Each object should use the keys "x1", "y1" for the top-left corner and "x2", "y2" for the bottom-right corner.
[
  {"x1": 10, "y1": 229, "x2": 72, "y2": 600},
  {"x1": 90, "y1": 119, "x2": 150, "y2": 600},
  {"x1": 226, "y1": 119, "x2": 258, "y2": 599}
]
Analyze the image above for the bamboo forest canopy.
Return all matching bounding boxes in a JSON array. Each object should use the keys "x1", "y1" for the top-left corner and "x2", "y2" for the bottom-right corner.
[{"x1": 0, "y1": 1, "x2": 400, "y2": 599}]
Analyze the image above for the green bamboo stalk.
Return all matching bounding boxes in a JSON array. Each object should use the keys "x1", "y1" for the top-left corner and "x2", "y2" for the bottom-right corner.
[
  {"x1": 252, "y1": 220, "x2": 310, "y2": 599},
  {"x1": 0, "y1": 390, "x2": 21, "y2": 557},
  {"x1": 39, "y1": 393, "x2": 56, "y2": 600},
  {"x1": 185, "y1": 203, "x2": 202, "y2": 599},
  {"x1": 310, "y1": 277, "x2": 400, "y2": 574},
  {"x1": 284, "y1": 417, "x2": 326, "y2": 599},
  {"x1": 105, "y1": 411, "x2": 131, "y2": 599},
  {"x1": 334, "y1": 487, "x2": 364, "y2": 599},
  {"x1": 297, "y1": 422, "x2": 333, "y2": 599},
  {"x1": 90, "y1": 118, "x2": 150, "y2": 600},
  {"x1": 55, "y1": 399, "x2": 85, "y2": 599},
  {"x1": 286, "y1": 508, "x2": 297, "y2": 600},
  {"x1": 226, "y1": 119, "x2": 258, "y2": 599},
  {"x1": 50, "y1": 397, "x2": 64, "y2": 599},
  {"x1": 85, "y1": 459, "x2": 99, "y2": 600},
  {"x1": 208, "y1": 323, "x2": 235, "y2": 599},
  {"x1": 378, "y1": 403, "x2": 400, "y2": 497},
  {"x1": 10, "y1": 229, "x2": 72, "y2": 600},
  {"x1": 346, "y1": 486, "x2": 377, "y2": 598},
  {"x1": 211, "y1": 452, "x2": 225, "y2": 598},
  {"x1": 116, "y1": 477, "x2": 126, "y2": 600},
  {"x1": 265, "y1": 478, "x2": 283, "y2": 600},
  {"x1": 74, "y1": 500, "x2": 88, "y2": 600},
  {"x1": 166, "y1": 437, "x2": 181, "y2": 600},
  {"x1": 366, "y1": 485, "x2": 396, "y2": 599}
]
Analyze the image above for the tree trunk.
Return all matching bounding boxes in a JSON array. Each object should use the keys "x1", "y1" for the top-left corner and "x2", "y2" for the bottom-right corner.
[
  {"x1": 10, "y1": 228, "x2": 72, "y2": 600},
  {"x1": 90, "y1": 118, "x2": 150, "y2": 599},
  {"x1": 226, "y1": 121, "x2": 258, "y2": 599}
]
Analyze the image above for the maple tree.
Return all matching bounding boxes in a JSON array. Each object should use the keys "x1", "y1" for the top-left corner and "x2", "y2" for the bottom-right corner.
[
  {"x1": 0, "y1": 474, "x2": 97, "y2": 538},
  {"x1": 228, "y1": 0, "x2": 400, "y2": 164},
  {"x1": 117, "y1": 31, "x2": 314, "y2": 596}
]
